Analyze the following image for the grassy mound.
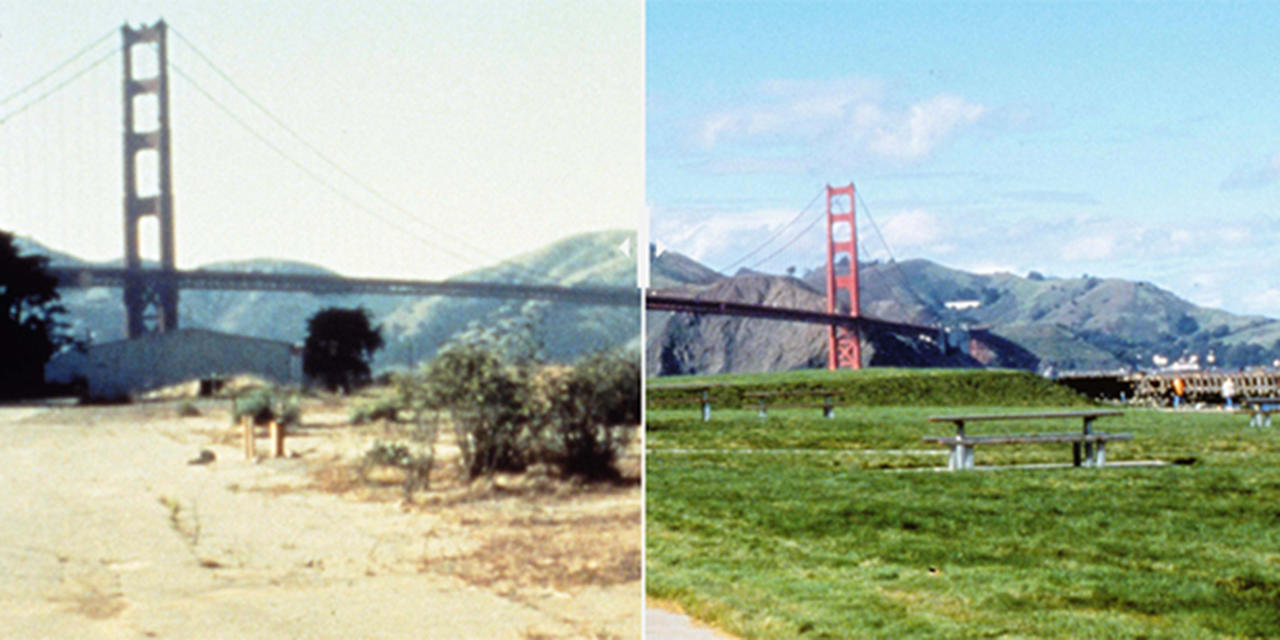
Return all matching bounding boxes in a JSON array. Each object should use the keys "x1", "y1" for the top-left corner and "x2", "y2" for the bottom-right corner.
[{"x1": 647, "y1": 368, "x2": 1089, "y2": 408}]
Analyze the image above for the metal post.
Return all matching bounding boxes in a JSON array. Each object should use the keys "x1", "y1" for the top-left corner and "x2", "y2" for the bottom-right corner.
[{"x1": 1082, "y1": 416, "x2": 1095, "y2": 466}]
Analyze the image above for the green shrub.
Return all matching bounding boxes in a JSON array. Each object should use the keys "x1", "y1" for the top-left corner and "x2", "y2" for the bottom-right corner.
[
  {"x1": 350, "y1": 394, "x2": 401, "y2": 424},
  {"x1": 360, "y1": 439, "x2": 434, "y2": 495},
  {"x1": 363, "y1": 440, "x2": 412, "y2": 467},
  {"x1": 278, "y1": 394, "x2": 301, "y2": 426},
  {"x1": 542, "y1": 349, "x2": 640, "y2": 480},
  {"x1": 233, "y1": 388, "x2": 301, "y2": 426},
  {"x1": 423, "y1": 341, "x2": 534, "y2": 478},
  {"x1": 647, "y1": 368, "x2": 1091, "y2": 408}
]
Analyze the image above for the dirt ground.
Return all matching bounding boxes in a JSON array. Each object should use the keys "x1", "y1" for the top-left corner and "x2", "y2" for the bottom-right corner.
[{"x1": 0, "y1": 398, "x2": 641, "y2": 639}]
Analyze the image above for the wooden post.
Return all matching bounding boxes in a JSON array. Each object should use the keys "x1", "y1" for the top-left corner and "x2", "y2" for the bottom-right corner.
[
  {"x1": 269, "y1": 420, "x2": 285, "y2": 458},
  {"x1": 241, "y1": 416, "x2": 254, "y2": 460}
]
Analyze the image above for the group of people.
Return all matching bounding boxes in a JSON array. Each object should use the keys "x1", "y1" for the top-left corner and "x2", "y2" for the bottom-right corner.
[{"x1": 1170, "y1": 376, "x2": 1236, "y2": 409}]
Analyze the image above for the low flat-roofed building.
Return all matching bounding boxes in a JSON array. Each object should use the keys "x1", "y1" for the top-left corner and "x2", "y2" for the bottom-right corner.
[{"x1": 46, "y1": 328, "x2": 301, "y2": 400}]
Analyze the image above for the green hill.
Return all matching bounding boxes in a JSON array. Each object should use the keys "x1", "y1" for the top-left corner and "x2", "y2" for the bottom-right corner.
[{"x1": 26, "y1": 230, "x2": 640, "y2": 369}]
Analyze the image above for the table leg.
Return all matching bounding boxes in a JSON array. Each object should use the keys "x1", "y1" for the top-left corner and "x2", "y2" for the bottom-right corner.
[{"x1": 1082, "y1": 417, "x2": 1095, "y2": 464}]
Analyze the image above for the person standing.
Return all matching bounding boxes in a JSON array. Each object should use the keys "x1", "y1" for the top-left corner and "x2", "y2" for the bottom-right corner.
[
  {"x1": 1223, "y1": 377, "x2": 1237, "y2": 410},
  {"x1": 1172, "y1": 377, "x2": 1186, "y2": 409}
]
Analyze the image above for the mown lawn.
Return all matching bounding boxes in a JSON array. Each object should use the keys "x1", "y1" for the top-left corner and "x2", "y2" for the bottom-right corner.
[{"x1": 646, "y1": 372, "x2": 1280, "y2": 639}]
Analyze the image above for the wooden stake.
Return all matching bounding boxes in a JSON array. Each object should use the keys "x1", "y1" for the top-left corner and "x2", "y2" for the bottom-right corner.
[
  {"x1": 269, "y1": 420, "x2": 285, "y2": 458},
  {"x1": 241, "y1": 416, "x2": 254, "y2": 460}
]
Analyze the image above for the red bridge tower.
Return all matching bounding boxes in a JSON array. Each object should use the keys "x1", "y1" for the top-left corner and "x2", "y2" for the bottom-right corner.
[{"x1": 824, "y1": 184, "x2": 861, "y2": 370}]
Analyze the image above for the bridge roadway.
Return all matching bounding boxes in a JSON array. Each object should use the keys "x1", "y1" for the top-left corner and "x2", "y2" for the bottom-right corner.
[
  {"x1": 49, "y1": 266, "x2": 640, "y2": 307},
  {"x1": 645, "y1": 292, "x2": 940, "y2": 335}
]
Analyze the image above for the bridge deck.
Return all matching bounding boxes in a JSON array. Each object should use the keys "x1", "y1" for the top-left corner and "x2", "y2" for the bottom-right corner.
[{"x1": 50, "y1": 266, "x2": 640, "y2": 307}]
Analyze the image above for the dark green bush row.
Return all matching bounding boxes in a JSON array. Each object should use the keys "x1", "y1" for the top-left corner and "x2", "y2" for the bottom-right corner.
[{"x1": 647, "y1": 368, "x2": 1090, "y2": 409}]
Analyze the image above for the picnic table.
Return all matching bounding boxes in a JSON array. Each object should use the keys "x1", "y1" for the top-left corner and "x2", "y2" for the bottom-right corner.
[
  {"x1": 923, "y1": 410, "x2": 1130, "y2": 471},
  {"x1": 1241, "y1": 397, "x2": 1280, "y2": 428},
  {"x1": 650, "y1": 385, "x2": 715, "y2": 421},
  {"x1": 743, "y1": 390, "x2": 838, "y2": 419}
]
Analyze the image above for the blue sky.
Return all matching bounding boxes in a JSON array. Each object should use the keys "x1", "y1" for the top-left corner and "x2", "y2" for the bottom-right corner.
[
  {"x1": 648, "y1": 1, "x2": 1280, "y2": 317},
  {"x1": 1, "y1": 1, "x2": 641, "y2": 280}
]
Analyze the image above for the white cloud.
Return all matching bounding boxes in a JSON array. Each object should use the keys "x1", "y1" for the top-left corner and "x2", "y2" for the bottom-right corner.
[
  {"x1": 1168, "y1": 229, "x2": 1194, "y2": 250},
  {"x1": 1060, "y1": 234, "x2": 1116, "y2": 261},
  {"x1": 696, "y1": 79, "x2": 988, "y2": 164},
  {"x1": 653, "y1": 207, "x2": 809, "y2": 265},
  {"x1": 1242, "y1": 288, "x2": 1280, "y2": 315},
  {"x1": 1218, "y1": 227, "x2": 1249, "y2": 244},
  {"x1": 965, "y1": 262, "x2": 1020, "y2": 275},
  {"x1": 863, "y1": 95, "x2": 987, "y2": 162},
  {"x1": 878, "y1": 209, "x2": 944, "y2": 248}
]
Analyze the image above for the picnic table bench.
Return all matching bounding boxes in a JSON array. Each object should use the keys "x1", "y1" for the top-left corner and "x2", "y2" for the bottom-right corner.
[
  {"x1": 744, "y1": 390, "x2": 838, "y2": 419},
  {"x1": 1241, "y1": 397, "x2": 1280, "y2": 428},
  {"x1": 923, "y1": 410, "x2": 1130, "y2": 471},
  {"x1": 650, "y1": 385, "x2": 715, "y2": 421}
]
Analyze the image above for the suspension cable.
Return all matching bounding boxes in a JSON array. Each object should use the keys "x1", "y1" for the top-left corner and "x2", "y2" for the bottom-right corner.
[
  {"x1": 167, "y1": 26, "x2": 556, "y2": 284},
  {"x1": 169, "y1": 62, "x2": 500, "y2": 272},
  {"x1": 854, "y1": 186, "x2": 937, "y2": 322},
  {"x1": 716, "y1": 186, "x2": 823, "y2": 274},
  {"x1": 744, "y1": 205, "x2": 827, "y2": 273},
  {"x1": 0, "y1": 28, "x2": 115, "y2": 108},
  {"x1": 0, "y1": 47, "x2": 118, "y2": 126}
]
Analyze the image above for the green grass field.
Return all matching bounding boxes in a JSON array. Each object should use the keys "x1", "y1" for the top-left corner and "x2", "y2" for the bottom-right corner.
[{"x1": 646, "y1": 370, "x2": 1280, "y2": 639}]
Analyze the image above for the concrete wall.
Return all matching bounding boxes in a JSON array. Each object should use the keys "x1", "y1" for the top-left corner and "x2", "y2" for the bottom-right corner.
[{"x1": 46, "y1": 328, "x2": 301, "y2": 399}]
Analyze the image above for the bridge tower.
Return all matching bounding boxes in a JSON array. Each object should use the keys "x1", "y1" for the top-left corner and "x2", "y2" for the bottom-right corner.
[
  {"x1": 824, "y1": 184, "x2": 861, "y2": 370},
  {"x1": 121, "y1": 21, "x2": 178, "y2": 338}
]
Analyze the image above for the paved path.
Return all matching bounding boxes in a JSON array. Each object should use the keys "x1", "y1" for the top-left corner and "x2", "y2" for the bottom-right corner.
[
  {"x1": 646, "y1": 607, "x2": 737, "y2": 639},
  {"x1": 0, "y1": 406, "x2": 632, "y2": 638}
]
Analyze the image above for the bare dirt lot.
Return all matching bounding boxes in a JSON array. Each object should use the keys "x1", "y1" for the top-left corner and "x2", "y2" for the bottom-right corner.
[{"x1": 0, "y1": 399, "x2": 640, "y2": 639}]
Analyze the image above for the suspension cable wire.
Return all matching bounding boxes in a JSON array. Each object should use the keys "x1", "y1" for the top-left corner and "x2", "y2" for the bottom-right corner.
[
  {"x1": 0, "y1": 28, "x2": 116, "y2": 109},
  {"x1": 744, "y1": 202, "x2": 828, "y2": 272},
  {"x1": 716, "y1": 186, "x2": 824, "y2": 275},
  {"x1": 168, "y1": 62, "x2": 499, "y2": 273},
  {"x1": 0, "y1": 47, "x2": 118, "y2": 126},
  {"x1": 167, "y1": 26, "x2": 555, "y2": 284},
  {"x1": 854, "y1": 186, "x2": 938, "y2": 322}
]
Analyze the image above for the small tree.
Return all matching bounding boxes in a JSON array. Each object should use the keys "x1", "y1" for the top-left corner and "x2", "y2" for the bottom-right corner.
[
  {"x1": 0, "y1": 231, "x2": 74, "y2": 398},
  {"x1": 423, "y1": 339, "x2": 533, "y2": 478},
  {"x1": 302, "y1": 307, "x2": 384, "y2": 392}
]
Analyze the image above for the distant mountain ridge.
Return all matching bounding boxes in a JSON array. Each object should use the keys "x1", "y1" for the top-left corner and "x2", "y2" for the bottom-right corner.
[
  {"x1": 648, "y1": 249, "x2": 1280, "y2": 375},
  {"x1": 18, "y1": 230, "x2": 640, "y2": 370}
]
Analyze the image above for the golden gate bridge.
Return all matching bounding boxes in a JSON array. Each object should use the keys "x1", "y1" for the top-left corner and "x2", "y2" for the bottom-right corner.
[{"x1": 4, "y1": 20, "x2": 639, "y2": 342}]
